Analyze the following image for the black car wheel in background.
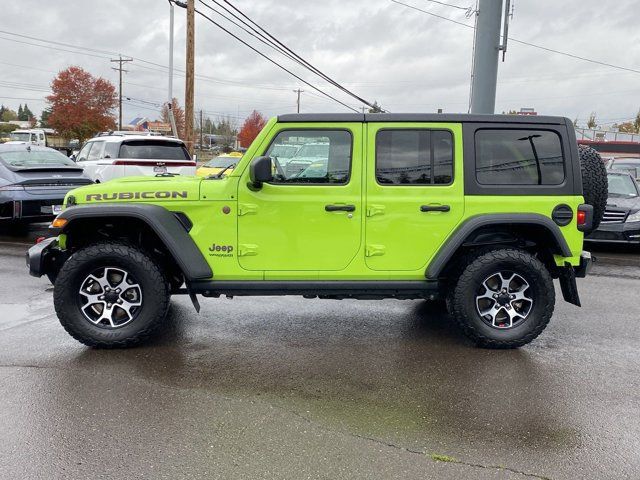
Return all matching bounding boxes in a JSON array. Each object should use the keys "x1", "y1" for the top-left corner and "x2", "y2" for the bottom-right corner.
[{"x1": 0, "y1": 145, "x2": 92, "y2": 226}]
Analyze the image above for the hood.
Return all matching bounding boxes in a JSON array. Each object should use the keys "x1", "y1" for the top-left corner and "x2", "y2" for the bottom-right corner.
[{"x1": 66, "y1": 175, "x2": 202, "y2": 206}]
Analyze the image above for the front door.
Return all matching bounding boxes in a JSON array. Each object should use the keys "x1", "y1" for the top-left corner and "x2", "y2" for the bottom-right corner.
[
  {"x1": 365, "y1": 123, "x2": 465, "y2": 271},
  {"x1": 237, "y1": 125, "x2": 362, "y2": 272}
]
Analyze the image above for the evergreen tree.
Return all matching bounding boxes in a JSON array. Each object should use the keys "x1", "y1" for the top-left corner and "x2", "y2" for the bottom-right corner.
[
  {"x1": 17, "y1": 104, "x2": 24, "y2": 120},
  {"x1": 22, "y1": 104, "x2": 34, "y2": 121}
]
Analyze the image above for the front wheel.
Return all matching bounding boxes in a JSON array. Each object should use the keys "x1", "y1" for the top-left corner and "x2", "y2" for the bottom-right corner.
[
  {"x1": 449, "y1": 248, "x2": 555, "y2": 349},
  {"x1": 53, "y1": 242, "x2": 170, "y2": 348}
]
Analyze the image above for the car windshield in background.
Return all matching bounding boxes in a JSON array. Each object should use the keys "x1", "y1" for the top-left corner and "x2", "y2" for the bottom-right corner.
[
  {"x1": 270, "y1": 144, "x2": 299, "y2": 159},
  {"x1": 9, "y1": 132, "x2": 30, "y2": 142},
  {"x1": 0, "y1": 149, "x2": 76, "y2": 167},
  {"x1": 119, "y1": 141, "x2": 190, "y2": 160},
  {"x1": 205, "y1": 156, "x2": 238, "y2": 168},
  {"x1": 610, "y1": 160, "x2": 640, "y2": 176},
  {"x1": 607, "y1": 174, "x2": 638, "y2": 197}
]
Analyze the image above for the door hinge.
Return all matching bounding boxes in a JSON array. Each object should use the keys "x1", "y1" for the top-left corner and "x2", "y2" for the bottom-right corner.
[
  {"x1": 238, "y1": 203, "x2": 258, "y2": 216},
  {"x1": 238, "y1": 244, "x2": 258, "y2": 256},
  {"x1": 365, "y1": 244, "x2": 386, "y2": 257},
  {"x1": 366, "y1": 204, "x2": 385, "y2": 217}
]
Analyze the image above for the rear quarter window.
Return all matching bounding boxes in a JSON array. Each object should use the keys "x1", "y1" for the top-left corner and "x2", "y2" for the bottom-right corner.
[{"x1": 475, "y1": 129, "x2": 565, "y2": 185}]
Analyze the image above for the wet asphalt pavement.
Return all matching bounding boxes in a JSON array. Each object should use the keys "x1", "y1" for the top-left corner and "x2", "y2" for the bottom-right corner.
[{"x1": 1, "y1": 225, "x2": 639, "y2": 479}]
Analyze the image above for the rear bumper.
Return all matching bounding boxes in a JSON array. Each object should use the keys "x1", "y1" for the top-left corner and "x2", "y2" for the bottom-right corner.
[
  {"x1": 574, "y1": 251, "x2": 593, "y2": 278},
  {"x1": 585, "y1": 221, "x2": 640, "y2": 244},
  {"x1": 0, "y1": 190, "x2": 69, "y2": 222}
]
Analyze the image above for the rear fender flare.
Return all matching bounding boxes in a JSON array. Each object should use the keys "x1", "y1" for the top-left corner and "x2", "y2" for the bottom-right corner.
[{"x1": 426, "y1": 214, "x2": 572, "y2": 279}]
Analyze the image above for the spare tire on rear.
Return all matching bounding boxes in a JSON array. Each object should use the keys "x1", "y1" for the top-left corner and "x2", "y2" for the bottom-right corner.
[{"x1": 578, "y1": 145, "x2": 607, "y2": 232}]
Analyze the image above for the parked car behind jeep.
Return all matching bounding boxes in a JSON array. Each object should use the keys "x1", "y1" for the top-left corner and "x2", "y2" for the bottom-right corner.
[
  {"x1": 0, "y1": 144, "x2": 92, "y2": 224},
  {"x1": 75, "y1": 132, "x2": 196, "y2": 183}
]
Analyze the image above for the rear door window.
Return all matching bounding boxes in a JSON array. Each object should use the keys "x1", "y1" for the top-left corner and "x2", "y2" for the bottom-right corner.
[
  {"x1": 119, "y1": 141, "x2": 190, "y2": 160},
  {"x1": 475, "y1": 129, "x2": 565, "y2": 185},
  {"x1": 375, "y1": 129, "x2": 453, "y2": 185}
]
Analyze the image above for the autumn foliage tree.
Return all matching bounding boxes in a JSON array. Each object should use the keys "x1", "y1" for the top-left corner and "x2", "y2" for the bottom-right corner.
[
  {"x1": 46, "y1": 66, "x2": 117, "y2": 141},
  {"x1": 160, "y1": 98, "x2": 186, "y2": 139},
  {"x1": 238, "y1": 110, "x2": 267, "y2": 148}
]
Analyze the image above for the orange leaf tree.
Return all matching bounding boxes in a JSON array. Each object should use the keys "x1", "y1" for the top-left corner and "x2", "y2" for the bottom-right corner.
[
  {"x1": 46, "y1": 66, "x2": 117, "y2": 141},
  {"x1": 238, "y1": 110, "x2": 267, "y2": 148}
]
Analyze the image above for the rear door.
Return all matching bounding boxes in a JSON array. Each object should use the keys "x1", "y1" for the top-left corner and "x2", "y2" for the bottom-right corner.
[{"x1": 365, "y1": 122, "x2": 465, "y2": 271}]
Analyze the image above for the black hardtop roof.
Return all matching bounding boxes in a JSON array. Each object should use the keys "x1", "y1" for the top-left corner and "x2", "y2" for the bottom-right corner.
[{"x1": 277, "y1": 113, "x2": 569, "y2": 125}]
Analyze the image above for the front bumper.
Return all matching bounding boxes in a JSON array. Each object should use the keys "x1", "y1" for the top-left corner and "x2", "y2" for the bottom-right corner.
[
  {"x1": 26, "y1": 237, "x2": 58, "y2": 277},
  {"x1": 585, "y1": 221, "x2": 640, "y2": 244}
]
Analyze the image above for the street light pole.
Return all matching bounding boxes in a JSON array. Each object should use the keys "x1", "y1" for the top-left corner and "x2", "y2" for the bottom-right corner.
[{"x1": 168, "y1": 0, "x2": 174, "y2": 104}]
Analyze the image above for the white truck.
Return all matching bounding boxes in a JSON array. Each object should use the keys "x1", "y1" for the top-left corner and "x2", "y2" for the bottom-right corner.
[{"x1": 6, "y1": 129, "x2": 78, "y2": 156}]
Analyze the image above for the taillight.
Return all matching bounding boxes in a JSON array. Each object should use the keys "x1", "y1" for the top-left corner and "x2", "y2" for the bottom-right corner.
[
  {"x1": 35, "y1": 236, "x2": 46, "y2": 244},
  {"x1": 113, "y1": 160, "x2": 196, "y2": 167},
  {"x1": 577, "y1": 204, "x2": 593, "y2": 232}
]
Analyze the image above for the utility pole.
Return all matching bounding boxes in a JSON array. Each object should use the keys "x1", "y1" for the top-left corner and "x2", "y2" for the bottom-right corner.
[
  {"x1": 184, "y1": 0, "x2": 195, "y2": 154},
  {"x1": 293, "y1": 89, "x2": 303, "y2": 113},
  {"x1": 469, "y1": 0, "x2": 510, "y2": 114},
  {"x1": 111, "y1": 55, "x2": 133, "y2": 130}
]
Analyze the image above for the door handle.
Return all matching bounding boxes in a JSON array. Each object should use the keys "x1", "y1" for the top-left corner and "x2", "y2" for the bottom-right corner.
[
  {"x1": 420, "y1": 205, "x2": 450, "y2": 212},
  {"x1": 325, "y1": 204, "x2": 356, "y2": 212}
]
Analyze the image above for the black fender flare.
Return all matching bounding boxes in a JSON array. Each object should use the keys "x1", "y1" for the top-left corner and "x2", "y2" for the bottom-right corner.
[
  {"x1": 56, "y1": 204, "x2": 212, "y2": 281},
  {"x1": 426, "y1": 213, "x2": 572, "y2": 279}
]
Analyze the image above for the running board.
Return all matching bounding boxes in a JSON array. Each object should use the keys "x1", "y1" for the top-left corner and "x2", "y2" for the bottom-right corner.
[{"x1": 178, "y1": 280, "x2": 439, "y2": 300}]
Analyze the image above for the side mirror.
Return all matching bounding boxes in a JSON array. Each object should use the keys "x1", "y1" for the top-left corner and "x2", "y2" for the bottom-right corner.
[
  {"x1": 249, "y1": 156, "x2": 273, "y2": 190},
  {"x1": 70, "y1": 154, "x2": 77, "y2": 161}
]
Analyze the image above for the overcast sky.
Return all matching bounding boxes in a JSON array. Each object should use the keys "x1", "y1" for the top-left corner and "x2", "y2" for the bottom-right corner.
[{"x1": 1, "y1": 0, "x2": 639, "y2": 128}]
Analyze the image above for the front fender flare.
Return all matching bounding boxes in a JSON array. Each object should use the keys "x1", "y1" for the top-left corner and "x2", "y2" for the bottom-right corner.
[{"x1": 56, "y1": 204, "x2": 212, "y2": 281}]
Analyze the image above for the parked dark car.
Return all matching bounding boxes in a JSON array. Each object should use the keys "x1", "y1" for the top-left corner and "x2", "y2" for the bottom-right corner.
[
  {"x1": 586, "y1": 171, "x2": 640, "y2": 245},
  {"x1": 0, "y1": 144, "x2": 92, "y2": 224}
]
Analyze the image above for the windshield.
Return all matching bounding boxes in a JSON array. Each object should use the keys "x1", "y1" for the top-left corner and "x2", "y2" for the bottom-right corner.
[
  {"x1": 205, "y1": 156, "x2": 239, "y2": 168},
  {"x1": 607, "y1": 174, "x2": 638, "y2": 197},
  {"x1": 293, "y1": 143, "x2": 329, "y2": 159},
  {"x1": 0, "y1": 149, "x2": 76, "y2": 167},
  {"x1": 119, "y1": 140, "x2": 190, "y2": 160},
  {"x1": 9, "y1": 132, "x2": 30, "y2": 142},
  {"x1": 610, "y1": 160, "x2": 640, "y2": 174}
]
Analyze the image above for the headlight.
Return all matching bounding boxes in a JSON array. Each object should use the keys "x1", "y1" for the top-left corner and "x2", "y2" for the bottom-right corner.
[{"x1": 626, "y1": 210, "x2": 640, "y2": 223}]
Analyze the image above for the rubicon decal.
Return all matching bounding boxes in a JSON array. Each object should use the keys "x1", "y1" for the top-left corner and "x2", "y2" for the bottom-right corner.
[
  {"x1": 208, "y1": 243, "x2": 234, "y2": 257},
  {"x1": 85, "y1": 191, "x2": 188, "y2": 201}
]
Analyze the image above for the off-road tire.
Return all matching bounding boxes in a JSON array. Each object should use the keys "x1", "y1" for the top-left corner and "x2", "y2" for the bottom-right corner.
[
  {"x1": 578, "y1": 144, "x2": 607, "y2": 232},
  {"x1": 450, "y1": 248, "x2": 555, "y2": 349},
  {"x1": 53, "y1": 241, "x2": 170, "y2": 348}
]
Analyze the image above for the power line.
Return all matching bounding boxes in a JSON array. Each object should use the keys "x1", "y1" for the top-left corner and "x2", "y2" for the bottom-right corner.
[
  {"x1": 203, "y1": 0, "x2": 382, "y2": 111},
  {"x1": 390, "y1": 0, "x2": 640, "y2": 75},
  {"x1": 191, "y1": 6, "x2": 361, "y2": 112}
]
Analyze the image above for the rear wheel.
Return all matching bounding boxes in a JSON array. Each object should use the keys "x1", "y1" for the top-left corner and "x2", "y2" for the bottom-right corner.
[
  {"x1": 449, "y1": 248, "x2": 555, "y2": 348},
  {"x1": 53, "y1": 242, "x2": 170, "y2": 348}
]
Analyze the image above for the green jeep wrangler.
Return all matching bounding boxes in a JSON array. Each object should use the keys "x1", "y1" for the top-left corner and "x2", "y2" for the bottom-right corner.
[{"x1": 27, "y1": 113, "x2": 606, "y2": 349}]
